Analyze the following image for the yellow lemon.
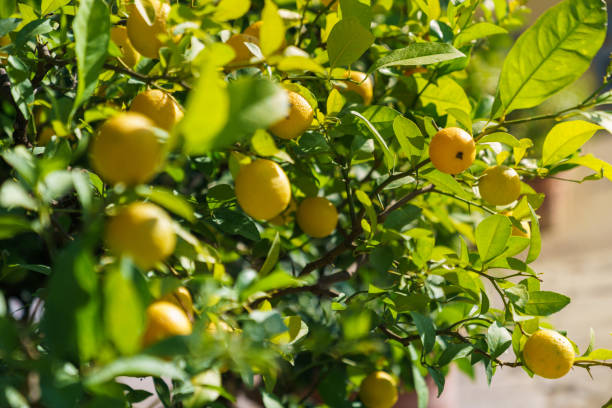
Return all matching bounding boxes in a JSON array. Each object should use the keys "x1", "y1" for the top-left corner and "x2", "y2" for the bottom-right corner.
[
  {"x1": 523, "y1": 329, "x2": 575, "y2": 379},
  {"x1": 129, "y1": 89, "x2": 183, "y2": 132},
  {"x1": 359, "y1": 371, "x2": 398, "y2": 408},
  {"x1": 321, "y1": 0, "x2": 339, "y2": 11},
  {"x1": 90, "y1": 112, "x2": 163, "y2": 186},
  {"x1": 478, "y1": 165, "x2": 521, "y2": 206},
  {"x1": 110, "y1": 25, "x2": 140, "y2": 67},
  {"x1": 226, "y1": 33, "x2": 260, "y2": 64},
  {"x1": 127, "y1": 0, "x2": 171, "y2": 59},
  {"x1": 269, "y1": 91, "x2": 313, "y2": 140},
  {"x1": 142, "y1": 301, "x2": 192, "y2": 347},
  {"x1": 297, "y1": 197, "x2": 338, "y2": 238},
  {"x1": 269, "y1": 198, "x2": 297, "y2": 226},
  {"x1": 337, "y1": 70, "x2": 373, "y2": 105},
  {"x1": 162, "y1": 286, "x2": 193, "y2": 320},
  {"x1": 105, "y1": 202, "x2": 176, "y2": 270},
  {"x1": 235, "y1": 159, "x2": 292, "y2": 221},
  {"x1": 428, "y1": 127, "x2": 476, "y2": 175}
]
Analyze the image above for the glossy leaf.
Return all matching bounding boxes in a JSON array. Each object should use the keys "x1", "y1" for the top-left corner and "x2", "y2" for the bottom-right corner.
[
  {"x1": 475, "y1": 214, "x2": 512, "y2": 262},
  {"x1": 327, "y1": 17, "x2": 374, "y2": 68},
  {"x1": 542, "y1": 120, "x2": 601, "y2": 166},
  {"x1": 370, "y1": 42, "x2": 464, "y2": 72}
]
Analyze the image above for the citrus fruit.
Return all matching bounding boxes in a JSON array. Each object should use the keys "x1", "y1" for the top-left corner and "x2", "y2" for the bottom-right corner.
[
  {"x1": 269, "y1": 198, "x2": 297, "y2": 226},
  {"x1": 296, "y1": 197, "x2": 338, "y2": 238},
  {"x1": 428, "y1": 127, "x2": 476, "y2": 174},
  {"x1": 269, "y1": 91, "x2": 313, "y2": 140},
  {"x1": 110, "y1": 25, "x2": 140, "y2": 67},
  {"x1": 478, "y1": 165, "x2": 521, "y2": 206},
  {"x1": 105, "y1": 202, "x2": 176, "y2": 270},
  {"x1": 90, "y1": 112, "x2": 163, "y2": 186},
  {"x1": 142, "y1": 301, "x2": 192, "y2": 347},
  {"x1": 359, "y1": 371, "x2": 398, "y2": 408},
  {"x1": 321, "y1": 0, "x2": 338, "y2": 11},
  {"x1": 235, "y1": 159, "x2": 292, "y2": 221},
  {"x1": 129, "y1": 89, "x2": 183, "y2": 132},
  {"x1": 226, "y1": 33, "x2": 260, "y2": 64},
  {"x1": 243, "y1": 20, "x2": 286, "y2": 48},
  {"x1": 127, "y1": 0, "x2": 171, "y2": 59},
  {"x1": 162, "y1": 286, "x2": 193, "y2": 320},
  {"x1": 523, "y1": 329, "x2": 575, "y2": 379},
  {"x1": 336, "y1": 70, "x2": 373, "y2": 105},
  {"x1": 206, "y1": 320, "x2": 234, "y2": 334}
]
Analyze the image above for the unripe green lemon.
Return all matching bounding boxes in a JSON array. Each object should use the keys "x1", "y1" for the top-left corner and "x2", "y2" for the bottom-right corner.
[
  {"x1": 105, "y1": 202, "x2": 176, "y2": 270},
  {"x1": 336, "y1": 70, "x2": 373, "y2": 105},
  {"x1": 478, "y1": 165, "x2": 521, "y2": 206},
  {"x1": 142, "y1": 301, "x2": 192, "y2": 347},
  {"x1": 127, "y1": 0, "x2": 171, "y2": 59},
  {"x1": 359, "y1": 371, "x2": 398, "y2": 408},
  {"x1": 235, "y1": 159, "x2": 292, "y2": 221},
  {"x1": 129, "y1": 89, "x2": 183, "y2": 132},
  {"x1": 523, "y1": 329, "x2": 575, "y2": 379},
  {"x1": 428, "y1": 127, "x2": 476, "y2": 175},
  {"x1": 110, "y1": 25, "x2": 140, "y2": 67},
  {"x1": 90, "y1": 112, "x2": 163, "y2": 186},
  {"x1": 296, "y1": 197, "x2": 338, "y2": 238},
  {"x1": 269, "y1": 91, "x2": 313, "y2": 140}
]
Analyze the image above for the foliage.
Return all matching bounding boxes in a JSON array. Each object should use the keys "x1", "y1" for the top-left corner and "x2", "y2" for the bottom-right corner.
[{"x1": 2, "y1": 0, "x2": 612, "y2": 406}]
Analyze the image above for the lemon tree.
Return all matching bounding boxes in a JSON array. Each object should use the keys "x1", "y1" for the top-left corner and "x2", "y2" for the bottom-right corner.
[{"x1": 4, "y1": 0, "x2": 612, "y2": 407}]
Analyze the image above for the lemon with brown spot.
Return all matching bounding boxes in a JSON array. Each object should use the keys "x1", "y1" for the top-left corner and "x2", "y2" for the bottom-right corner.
[
  {"x1": 129, "y1": 89, "x2": 183, "y2": 132},
  {"x1": 142, "y1": 301, "x2": 192, "y2": 347},
  {"x1": 478, "y1": 165, "x2": 521, "y2": 206},
  {"x1": 359, "y1": 371, "x2": 398, "y2": 408},
  {"x1": 269, "y1": 91, "x2": 313, "y2": 140},
  {"x1": 90, "y1": 112, "x2": 163, "y2": 186},
  {"x1": 523, "y1": 329, "x2": 575, "y2": 379},
  {"x1": 127, "y1": 0, "x2": 171, "y2": 59},
  {"x1": 428, "y1": 127, "x2": 476, "y2": 175},
  {"x1": 336, "y1": 70, "x2": 373, "y2": 105},
  {"x1": 235, "y1": 159, "x2": 292, "y2": 221},
  {"x1": 105, "y1": 202, "x2": 176, "y2": 270},
  {"x1": 226, "y1": 33, "x2": 260, "y2": 64},
  {"x1": 297, "y1": 197, "x2": 338, "y2": 238},
  {"x1": 110, "y1": 26, "x2": 140, "y2": 67}
]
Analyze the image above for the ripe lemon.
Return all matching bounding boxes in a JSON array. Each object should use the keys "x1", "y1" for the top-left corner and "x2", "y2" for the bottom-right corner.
[
  {"x1": 235, "y1": 159, "x2": 292, "y2": 221},
  {"x1": 269, "y1": 91, "x2": 313, "y2": 140},
  {"x1": 269, "y1": 198, "x2": 297, "y2": 226},
  {"x1": 321, "y1": 0, "x2": 339, "y2": 11},
  {"x1": 359, "y1": 371, "x2": 398, "y2": 408},
  {"x1": 428, "y1": 127, "x2": 476, "y2": 175},
  {"x1": 478, "y1": 165, "x2": 521, "y2": 206},
  {"x1": 297, "y1": 197, "x2": 338, "y2": 238},
  {"x1": 90, "y1": 112, "x2": 163, "y2": 186},
  {"x1": 523, "y1": 329, "x2": 575, "y2": 379},
  {"x1": 243, "y1": 21, "x2": 286, "y2": 48},
  {"x1": 226, "y1": 33, "x2": 260, "y2": 64},
  {"x1": 162, "y1": 286, "x2": 193, "y2": 320},
  {"x1": 142, "y1": 301, "x2": 192, "y2": 347},
  {"x1": 105, "y1": 202, "x2": 176, "y2": 270},
  {"x1": 127, "y1": 0, "x2": 171, "y2": 59},
  {"x1": 129, "y1": 89, "x2": 183, "y2": 132},
  {"x1": 110, "y1": 25, "x2": 140, "y2": 67},
  {"x1": 337, "y1": 70, "x2": 373, "y2": 105}
]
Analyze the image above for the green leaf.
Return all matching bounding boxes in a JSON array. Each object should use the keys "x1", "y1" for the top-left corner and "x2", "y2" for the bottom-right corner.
[
  {"x1": 213, "y1": 0, "x2": 251, "y2": 21},
  {"x1": 261, "y1": 391, "x2": 284, "y2": 408},
  {"x1": 567, "y1": 154, "x2": 612, "y2": 181},
  {"x1": 260, "y1": 233, "x2": 281, "y2": 276},
  {"x1": 0, "y1": 181, "x2": 38, "y2": 210},
  {"x1": 72, "y1": 0, "x2": 110, "y2": 115},
  {"x1": 426, "y1": 367, "x2": 445, "y2": 398},
  {"x1": 475, "y1": 214, "x2": 512, "y2": 262},
  {"x1": 575, "y1": 110, "x2": 612, "y2": 134},
  {"x1": 261, "y1": 0, "x2": 285, "y2": 56},
  {"x1": 486, "y1": 322, "x2": 512, "y2": 358},
  {"x1": 0, "y1": 215, "x2": 31, "y2": 239},
  {"x1": 327, "y1": 17, "x2": 374, "y2": 68},
  {"x1": 478, "y1": 132, "x2": 522, "y2": 147},
  {"x1": 135, "y1": 185, "x2": 195, "y2": 223},
  {"x1": 84, "y1": 356, "x2": 189, "y2": 386},
  {"x1": 339, "y1": 0, "x2": 372, "y2": 28},
  {"x1": 350, "y1": 110, "x2": 395, "y2": 169},
  {"x1": 541, "y1": 120, "x2": 602, "y2": 166},
  {"x1": 424, "y1": 169, "x2": 470, "y2": 200},
  {"x1": 576, "y1": 348, "x2": 612, "y2": 361},
  {"x1": 411, "y1": 312, "x2": 436, "y2": 353},
  {"x1": 408, "y1": 344, "x2": 428, "y2": 408},
  {"x1": 526, "y1": 204, "x2": 541, "y2": 263},
  {"x1": 454, "y1": 22, "x2": 507, "y2": 48},
  {"x1": 251, "y1": 129, "x2": 280, "y2": 157},
  {"x1": 393, "y1": 116, "x2": 425, "y2": 166},
  {"x1": 326, "y1": 88, "x2": 346, "y2": 115},
  {"x1": 498, "y1": 0, "x2": 607, "y2": 113},
  {"x1": 213, "y1": 208, "x2": 260, "y2": 241},
  {"x1": 276, "y1": 56, "x2": 327, "y2": 75},
  {"x1": 2, "y1": 146, "x2": 37, "y2": 185},
  {"x1": 369, "y1": 42, "x2": 464, "y2": 72},
  {"x1": 103, "y1": 261, "x2": 146, "y2": 355},
  {"x1": 417, "y1": 76, "x2": 471, "y2": 116},
  {"x1": 523, "y1": 291, "x2": 570, "y2": 316},
  {"x1": 41, "y1": 0, "x2": 71, "y2": 15},
  {"x1": 241, "y1": 271, "x2": 301, "y2": 300}
]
